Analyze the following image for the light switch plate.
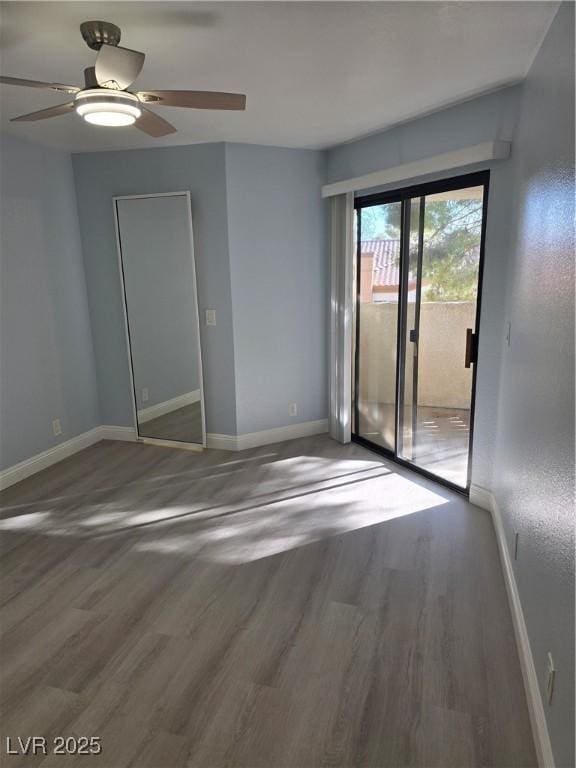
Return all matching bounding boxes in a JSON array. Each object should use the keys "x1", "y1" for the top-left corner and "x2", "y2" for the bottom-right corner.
[{"x1": 206, "y1": 309, "x2": 216, "y2": 326}]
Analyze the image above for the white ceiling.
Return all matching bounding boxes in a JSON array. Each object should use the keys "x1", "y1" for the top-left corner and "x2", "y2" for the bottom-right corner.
[{"x1": 0, "y1": 1, "x2": 558, "y2": 153}]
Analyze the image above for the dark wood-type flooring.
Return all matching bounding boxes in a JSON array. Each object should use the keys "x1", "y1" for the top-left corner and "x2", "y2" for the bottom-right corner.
[{"x1": 0, "y1": 435, "x2": 535, "y2": 767}]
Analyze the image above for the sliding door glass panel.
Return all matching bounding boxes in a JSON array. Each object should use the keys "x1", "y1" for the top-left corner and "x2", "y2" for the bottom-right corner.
[
  {"x1": 356, "y1": 202, "x2": 402, "y2": 451},
  {"x1": 400, "y1": 185, "x2": 484, "y2": 487}
]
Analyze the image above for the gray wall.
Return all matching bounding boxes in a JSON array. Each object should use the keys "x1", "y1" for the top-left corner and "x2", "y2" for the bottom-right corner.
[
  {"x1": 72, "y1": 143, "x2": 236, "y2": 435},
  {"x1": 225, "y1": 144, "x2": 327, "y2": 434},
  {"x1": 0, "y1": 134, "x2": 99, "y2": 469},
  {"x1": 492, "y1": 5, "x2": 575, "y2": 766},
  {"x1": 326, "y1": 85, "x2": 522, "y2": 490}
]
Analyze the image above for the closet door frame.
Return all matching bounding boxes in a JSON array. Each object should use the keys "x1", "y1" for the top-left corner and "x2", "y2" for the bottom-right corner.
[
  {"x1": 353, "y1": 170, "x2": 490, "y2": 495},
  {"x1": 113, "y1": 190, "x2": 207, "y2": 450}
]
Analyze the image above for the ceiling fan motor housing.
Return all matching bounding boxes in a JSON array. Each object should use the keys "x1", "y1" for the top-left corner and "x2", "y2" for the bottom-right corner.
[{"x1": 80, "y1": 21, "x2": 121, "y2": 51}]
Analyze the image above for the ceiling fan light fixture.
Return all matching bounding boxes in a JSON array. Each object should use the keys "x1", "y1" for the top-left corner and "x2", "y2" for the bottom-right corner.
[
  {"x1": 80, "y1": 105, "x2": 139, "y2": 127},
  {"x1": 74, "y1": 88, "x2": 141, "y2": 127}
]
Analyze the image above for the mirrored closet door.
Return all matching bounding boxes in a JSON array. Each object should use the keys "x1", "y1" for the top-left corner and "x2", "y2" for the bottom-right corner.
[{"x1": 114, "y1": 192, "x2": 205, "y2": 447}]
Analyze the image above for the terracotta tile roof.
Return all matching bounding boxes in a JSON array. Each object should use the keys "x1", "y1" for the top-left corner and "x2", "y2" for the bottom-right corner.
[{"x1": 360, "y1": 239, "x2": 403, "y2": 288}]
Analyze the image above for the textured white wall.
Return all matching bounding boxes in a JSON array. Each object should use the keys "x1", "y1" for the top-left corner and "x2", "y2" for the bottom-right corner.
[{"x1": 492, "y1": 5, "x2": 575, "y2": 766}]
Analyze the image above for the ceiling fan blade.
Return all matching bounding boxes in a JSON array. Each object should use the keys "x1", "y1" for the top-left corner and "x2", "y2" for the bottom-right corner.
[
  {"x1": 10, "y1": 102, "x2": 75, "y2": 122},
  {"x1": 95, "y1": 44, "x2": 145, "y2": 90},
  {"x1": 137, "y1": 90, "x2": 246, "y2": 111},
  {"x1": 134, "y1": 107, "x2": 177, "y2": 137},
  {"x1": 0, "y1": 76, "x2": 79, "y2": 94}
]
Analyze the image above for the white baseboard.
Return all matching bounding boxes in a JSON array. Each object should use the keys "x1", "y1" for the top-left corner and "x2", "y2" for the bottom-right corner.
[
  {"x1": 469, "y1": 483, "x2": 494, "y2": 512},
  {"x1": 0, "y1": 425, "x2": 137, "y2": 491},
  {"x1": 470, "y1": 484, "x2": 555, "y2": 768},
  {"x1": 0, "y1": 428, "x2": 103, "y2": 490},
  {"x1": 0, "y1": 419, "x2": 326, "y2": 490},
  {"x1": 205, "y1": 433, "x2": 240, "y2": 451},
  {"x1": 137, "y1": 389, "x2": 200, "y2": 423},
  {"x1": 207, "y1": 419, "x2": 328, "y2": 451}
]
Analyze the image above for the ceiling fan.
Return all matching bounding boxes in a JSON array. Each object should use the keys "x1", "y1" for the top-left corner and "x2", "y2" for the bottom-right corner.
[{"x1": 0, "y1": 20, "x2": 246, "y2": 137}]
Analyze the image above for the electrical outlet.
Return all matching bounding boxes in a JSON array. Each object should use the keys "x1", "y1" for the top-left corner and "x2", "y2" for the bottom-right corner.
[
  {"x1": 546, "y1": 653, "x2": 555, "y2": 704},
  {"x1": 52, "y1": 418, "x2": 62, "y2": 437},
  {"x1": 514, "y1": 532, "x2": 519, "y2": 560},
  {"x1": 142, "y1": 387, "x2": 149, "y2": 403},
  {"x1": 206, "y1": 309, "x2": 216, "y2": 326},
  {"x1": 288, "y1": 402, "x2": 297, "y2": 417}
]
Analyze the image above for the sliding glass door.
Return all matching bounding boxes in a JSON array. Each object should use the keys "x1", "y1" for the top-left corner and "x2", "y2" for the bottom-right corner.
[
  {"x1": 355, "y1": 200, "x2": 402, "y2": 452},
  {"x1": 353, "y1": 172, "x2": 488, "y2": 491}
]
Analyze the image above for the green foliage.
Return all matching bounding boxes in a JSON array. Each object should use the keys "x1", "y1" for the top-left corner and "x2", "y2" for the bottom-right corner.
[{"x1": 421, "y1": 199, "x2": 482, "y2": 301}]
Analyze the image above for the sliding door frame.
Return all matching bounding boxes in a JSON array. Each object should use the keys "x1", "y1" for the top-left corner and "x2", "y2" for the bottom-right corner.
[{"x1": 353, "y1": 170, "x2": 490, "y2": 495}]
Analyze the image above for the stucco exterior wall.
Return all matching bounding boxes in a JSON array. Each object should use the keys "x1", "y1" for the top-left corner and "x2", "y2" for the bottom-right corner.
[{"x1": 358, "y1": 301, "x2": 476, "y2": 409}]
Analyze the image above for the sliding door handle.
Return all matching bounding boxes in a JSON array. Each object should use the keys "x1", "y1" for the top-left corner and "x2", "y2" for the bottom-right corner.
[{"x1": 465, "y1": 328, "x2": 477, "y2": 368}]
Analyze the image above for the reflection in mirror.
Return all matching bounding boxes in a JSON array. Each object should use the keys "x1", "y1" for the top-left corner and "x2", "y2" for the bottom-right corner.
[{"x1": 115, "y1": 193, "x2": 204, "y2": 445}]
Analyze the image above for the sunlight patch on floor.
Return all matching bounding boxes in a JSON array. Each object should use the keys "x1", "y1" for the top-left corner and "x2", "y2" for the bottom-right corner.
[
  {"x1": 0, "y1": 452, "x2": 450, "y2": 563},
  {"x1": 0, "y1": 511, "x2": 51, "y2": 530},
  {"x1": 133, "y1": 469, "x2": 449, "y2": 564}
]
